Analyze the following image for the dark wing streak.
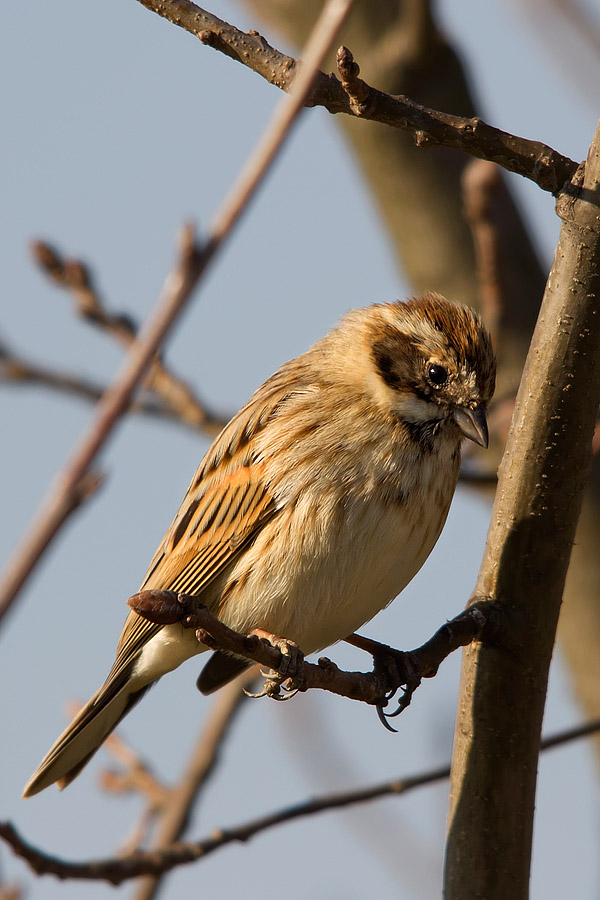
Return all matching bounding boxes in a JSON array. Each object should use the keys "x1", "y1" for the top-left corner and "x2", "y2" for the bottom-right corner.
[
  {"x1": 108, "y1": 478, "x2": 277, "y2": 688},
  {"x1": 104, "y1": 367, "x2": 310, "y2": 691}
]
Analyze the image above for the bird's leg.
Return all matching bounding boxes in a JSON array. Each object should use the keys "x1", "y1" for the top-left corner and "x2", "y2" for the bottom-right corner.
[
  {"x1": 243, "y1": 628, "x2": 306, "y2": 700},
  {"x1": 345, "y1": 633, "x2": 422, "y2": 730}
]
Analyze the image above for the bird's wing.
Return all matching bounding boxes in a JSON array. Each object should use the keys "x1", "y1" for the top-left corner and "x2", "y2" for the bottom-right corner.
[
  {"x1": 109, "y1": 463, "x2": 277, "y2": 683},
  {"x1": 106, "y1": 365, "x2": 308, "y2": 687}
]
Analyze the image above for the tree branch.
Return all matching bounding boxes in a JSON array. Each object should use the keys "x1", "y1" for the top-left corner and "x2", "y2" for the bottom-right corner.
[
  {"x1": 0, "y1": 226, "x2": 203, "y2": 626},
  {"x1": 0, "y1": 336, "x2": 224, "y2": 430},
  {"x1": 136, "y1": 0, "x2": 578, "y2": 193},
  {"x1": 131, "y1": 675, "x2": 251, "y2": 900},
  {"x1": 2, "y1": 716, "x2": 599, "y2": 884},
  {"x1": 126, "y1": 589, "x2": 504, "y2": 711}
]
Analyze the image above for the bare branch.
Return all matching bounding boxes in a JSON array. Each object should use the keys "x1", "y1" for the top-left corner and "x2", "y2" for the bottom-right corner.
[
  {"x1": 30, "y1": 240, "x2": 227, "y2": 436},
  {"x1": 136, "y1": 0, "x2": 578, "y2": 194},
  {"x1": 0, "y1": 885, "x2": 22, "y2": 900},
  {"x1": 98, "y1": 734, "x2": 170, "y2": 810},
  {"x1": 461, "y1": 160, "x2": 505, "y2": 348},
  {"x1": 0, "y1": 337, "x2": 224, "y2": 429},
  {"x1": 0, "y1": 0, "x2": 355, "y2": 625},
  {"x1": 2, "y1": 716, "x2": 599, "y2": 884},
  {"x1": 0, "y1": 227, "x2": 203, "y2": 626},
  {"x1": 98, "y1": 727, "x2": 170, "y2": 855},
  {"x1": 127, "y1": 589, "x2": 503, "y2": 710}
]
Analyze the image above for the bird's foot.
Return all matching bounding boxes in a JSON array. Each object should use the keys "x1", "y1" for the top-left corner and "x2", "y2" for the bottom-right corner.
[
  {"x1": 244, "y1": 629, "x2": 306, "y2": 700},
  {"x1": 345, "y1": 633, "x2": 422, "y2": 732}
]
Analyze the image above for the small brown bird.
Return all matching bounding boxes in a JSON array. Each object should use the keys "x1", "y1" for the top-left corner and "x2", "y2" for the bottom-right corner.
[{"x1": 24, "y1": 292, "x2": 495, "y2": 796}]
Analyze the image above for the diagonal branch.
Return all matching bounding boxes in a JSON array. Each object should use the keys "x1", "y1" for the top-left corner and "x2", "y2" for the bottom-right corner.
[
  {"x1": 2, "y1": 716, "x2": 599, "y2": 884},
  {"x1": 0, "y1": 335, "x2": 224, "y2": 430},
  {"x1": 0, "y1": 226, "x2": 203, "y2": 626},
  {"x1": 131, "y1": 675, "x2": 252, "y2": 900},
  {"x1": 136, "y1": 0, "x2": 578, "y2": 194},
  {"x1": 0, "y1": 0, "x2": 355, "y2": 626}
]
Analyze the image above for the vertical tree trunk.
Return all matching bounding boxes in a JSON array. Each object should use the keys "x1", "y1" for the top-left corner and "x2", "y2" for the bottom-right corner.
[{"x1": 445, "y1": 124, "x2": 600, "y2": 899}]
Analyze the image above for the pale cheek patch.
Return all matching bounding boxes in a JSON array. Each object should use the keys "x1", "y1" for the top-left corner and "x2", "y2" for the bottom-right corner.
[
  {"x1": 392, "y1": 393, "x2": 441, "y2": 424},
  {"x1": 365, "y1": 367, "x2": 442, "y2": 424}
]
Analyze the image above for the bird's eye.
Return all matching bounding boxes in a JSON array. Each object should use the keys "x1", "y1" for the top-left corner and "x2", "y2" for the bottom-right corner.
[{"x1": 428, "y1": 363, "x2": 448, "y2": 386}]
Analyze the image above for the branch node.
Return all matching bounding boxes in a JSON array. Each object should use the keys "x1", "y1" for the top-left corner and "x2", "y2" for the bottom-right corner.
[
  {"x1": 197, "y1": 29, "x2": 217, "y2": 47},
  {"x1": 414, "y1": 129, "x2": 433, "y2": 148},
  {"x1": 336, "y1": 45, "x2": 371, "y2": 115}
]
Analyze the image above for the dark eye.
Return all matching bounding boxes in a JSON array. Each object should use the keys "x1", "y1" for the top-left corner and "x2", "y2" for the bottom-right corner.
[{"x1": 428, "y1": 363, "x2": 448, "y2": 386}]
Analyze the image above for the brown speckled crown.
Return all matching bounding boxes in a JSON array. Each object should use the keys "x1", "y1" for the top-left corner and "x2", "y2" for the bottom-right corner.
[{"x1": 371, "y1": 293, "x2": 495, "y2": 408}]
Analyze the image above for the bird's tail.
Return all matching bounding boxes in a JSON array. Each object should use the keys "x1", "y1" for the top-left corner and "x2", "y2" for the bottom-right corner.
[{"x1": 22, "y1": 679, "x2": 150, "y2": 797}]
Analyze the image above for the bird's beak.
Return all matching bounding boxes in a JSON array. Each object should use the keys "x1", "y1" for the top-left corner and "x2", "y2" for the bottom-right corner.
[{"x1": 453, "y1": 404, "x2": 489, "y2": 448}]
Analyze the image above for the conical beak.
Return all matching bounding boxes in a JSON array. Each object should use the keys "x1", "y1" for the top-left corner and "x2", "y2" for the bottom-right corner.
[{"x1": 453, "y1": 404, "x2": 489, "y2": 448}]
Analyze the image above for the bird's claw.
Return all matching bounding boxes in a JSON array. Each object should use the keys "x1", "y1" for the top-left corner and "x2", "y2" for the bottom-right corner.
[
  {"x1": 372, "y1": 648, "x2": 422, "y2": 731},
  {"x1": 244, "y1": 631, "x2": 306, "y2": 699}
]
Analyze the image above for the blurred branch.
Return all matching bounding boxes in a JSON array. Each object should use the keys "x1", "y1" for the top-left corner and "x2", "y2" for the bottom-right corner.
[
  {"x1": 136, "y1": 0, "x2": 578, "y2": 194},
  {"x1": 0, "y1": 335, "x2": 223, "y2": 430},
  {"x1": 0, "y1": 886, "x2": 22, "y2": 900},
  {"x1": 545, "y1": 0, "x2": 600, "y2": 58},
  {"x1": 461, "y1": 160, "x2": 505, "y2": 348},
  {"x1": 461, "y1": 159, "x2": 516, "y2": 465},
  {"x1": 2, "y1": 716, "x2": 599, "y2": 884},
  {"x1": 0, "y1": 0, "x2": 354, "y2": 626},
  {"x1": 132, "y1": 675, "x2": 252, "y2": 900},
  {"x1": 511, "y1": 0, "x2": 600, "y2": 105},
  {"x1": 99, "y1": 729, "x2": 170, "y2": 811},
  {"x1": 0, "y1": 226, "x2": 203, "y2": 626},
  {"x1": 97, "y1": 729, "x2": 171, "y2": 855},
  {"x1": 30, "y1": 241, "x2": 227, "y2": 436}
]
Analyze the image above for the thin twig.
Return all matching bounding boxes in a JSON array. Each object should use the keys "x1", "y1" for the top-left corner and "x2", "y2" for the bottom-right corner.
[
  {"x1": 0, "y1": 0, "x2": 356, "y2": 625},
  {"x1": 0, "y1": 227, "x2": 202, "y2": 625},
  {"x1": 30, "y1": 241, "x2": 226, "y2": 436},
  {"x1": 0, "y1": 338, "x2": 222, "y2": 429},
  {"x1": 98, "y1": 727, "x2": 170, "y2": 856},
  {"x1": 100, "y1": 735, "x2": 169, "y2": 805},
  {"x1": 2, "y1": 715, "x2": 598, "y2": 884},
  {"x1": 136, "y1": 0, "x2": 578, "y2": 194}
]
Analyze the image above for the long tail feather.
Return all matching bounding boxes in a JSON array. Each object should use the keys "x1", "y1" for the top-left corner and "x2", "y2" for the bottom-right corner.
[{"x1": 22, "y1": 681, "x2": 149, "y2": 797}]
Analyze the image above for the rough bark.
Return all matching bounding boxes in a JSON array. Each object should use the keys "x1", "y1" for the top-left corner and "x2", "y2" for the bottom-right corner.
[{"x1": 445, "y1": 124, "x2": 600, "y2": 899}]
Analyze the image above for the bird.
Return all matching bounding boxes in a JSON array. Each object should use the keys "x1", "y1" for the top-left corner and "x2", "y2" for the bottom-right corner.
[{"x1": 23, "y1": 292, "x2": 495, "y2": 797}]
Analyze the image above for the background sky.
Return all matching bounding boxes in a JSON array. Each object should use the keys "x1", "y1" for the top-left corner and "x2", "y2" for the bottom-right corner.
[{"x1": 2, "y1": 1, "x2": 600, "y2": 898}]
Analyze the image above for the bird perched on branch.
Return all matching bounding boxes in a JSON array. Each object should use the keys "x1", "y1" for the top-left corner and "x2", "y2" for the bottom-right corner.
[{"x1": 24, "y1": 292, "x2": 495, "y2": 796}]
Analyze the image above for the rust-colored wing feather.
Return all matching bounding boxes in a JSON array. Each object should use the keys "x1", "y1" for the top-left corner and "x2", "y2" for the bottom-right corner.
[{"x1": 106, "y1": 366, "x2": 307, "y2": 684}]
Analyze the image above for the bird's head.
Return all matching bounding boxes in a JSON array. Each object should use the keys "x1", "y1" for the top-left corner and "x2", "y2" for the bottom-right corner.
[{"x1": 334, "y1": 293, "x2": 496, "y2": 450}]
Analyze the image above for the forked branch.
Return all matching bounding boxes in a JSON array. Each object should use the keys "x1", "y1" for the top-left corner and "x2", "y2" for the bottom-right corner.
[{"x1": 136, "y1": 0, "x2": 578, "y2": 194}]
